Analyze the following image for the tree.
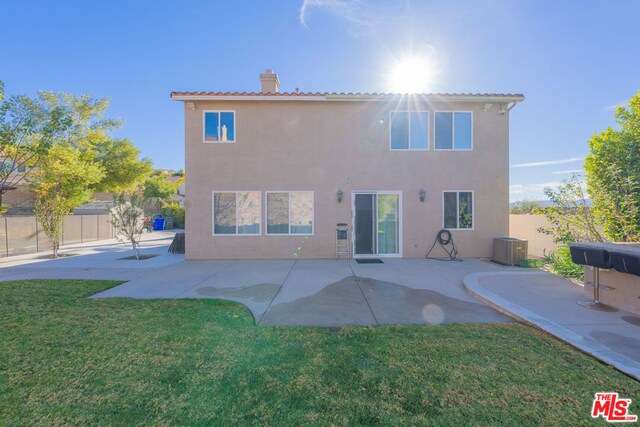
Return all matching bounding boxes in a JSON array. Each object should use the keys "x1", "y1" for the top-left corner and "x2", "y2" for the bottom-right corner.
[
  {"x1": 143, "y1": 175, "x2": 176, "y2": 202},
  {"x1": 40, "y1": 92, "x2": 151, "y2": 194},
  {"x1": 585, "y1": 91, "x2": 640, "y2": 241},
  {"x1": 110, "y1": 193, "x2": 145, "y2": 260},
  {"x1": 33, "y1": 144, "x2": 104, "y2": 258},
  {"x1": 0, "y1": 84, "x2": 72, "y2": 213},
  {"x1": 510, "y1": 199, "x2": 543, "y2": 214},
  {"x1": 92, "y1": 138, "x2": 153, "y2": 193},
  {"x1": 537, "y1": 174, "x2": 604, "y2": 244}
]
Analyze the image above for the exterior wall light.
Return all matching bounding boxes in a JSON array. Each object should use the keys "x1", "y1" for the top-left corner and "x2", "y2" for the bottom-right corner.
[
  {"x1": 186, "y1": 102, "x2": 196, "y2": 111},
  {"x1": 419, "y1": 188, "x2": 426, "y2": 202},
  {"x1": 337, "y1": 189, "x2": 343, "y2": 203}
]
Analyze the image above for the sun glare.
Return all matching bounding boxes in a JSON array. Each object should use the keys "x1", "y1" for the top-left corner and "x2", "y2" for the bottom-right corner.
[{"x1": 387, "y1": 56, "x2": 436, "y2": 93}]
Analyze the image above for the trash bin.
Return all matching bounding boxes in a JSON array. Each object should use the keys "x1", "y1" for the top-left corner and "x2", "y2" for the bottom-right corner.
[{"x1": 153, "y1": 218, "x2": 165, "y2": 231}]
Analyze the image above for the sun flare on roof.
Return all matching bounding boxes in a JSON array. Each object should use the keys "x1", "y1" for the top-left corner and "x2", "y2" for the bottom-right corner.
[{"x1": 386, "y1": 55, "x2": 436, "y2": 94}]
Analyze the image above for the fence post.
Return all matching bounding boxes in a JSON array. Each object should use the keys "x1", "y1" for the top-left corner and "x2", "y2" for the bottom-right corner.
[
  {"x1": 35, "y1": 217, "x2": 40, "y2": 253},
  {"x1": 4, "y1": 217, "x2": 8, "y2": 257}
]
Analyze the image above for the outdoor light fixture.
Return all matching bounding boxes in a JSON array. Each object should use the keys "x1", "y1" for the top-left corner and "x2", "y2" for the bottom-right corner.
[
  {"x1": 499, "y1": 103, "x2": 506, "y2": 115},
  {"x1": 483, "y1": 103, "x2": 493, "y2": 112},
  {"x1": 419, "y1": 188, "x2": 426, "y2": 202},
  {"x1": 186, "y1": 102, "x2": 196, "y2": 111},
  {"x1": 337, "y1": 188, "x2": 343, "y2": 203}
]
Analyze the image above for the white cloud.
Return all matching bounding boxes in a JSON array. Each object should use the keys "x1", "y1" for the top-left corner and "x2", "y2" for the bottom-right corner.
[
  {"x1": 299, "y1": 0, "x2": 375, "y2": 29},
  {"x1": 509, "y1": 182, "x2": 558, "y2": 201},
  {"x1": 510, "y1": 182, "x2": 561, "y2": 194},
  {"x1": 510, "y1": 179, "x2": 587, "y2": 202},
  {"x1": 550, "y1": 169, "x2": 583, "y2": 175},
  {"x1": 603, "y1": 100, "x2": 627, "y2": 112},
  {"x1": 510, "y1": 156, "x2": 585, "y2": 169}
]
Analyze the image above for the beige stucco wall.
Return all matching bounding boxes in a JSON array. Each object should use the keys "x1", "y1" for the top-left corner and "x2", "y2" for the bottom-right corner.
[
  {"x1": 183, "y1": 99, "x2": 511, "y2": 259},
  {"x1": 509, "y1": 214, "x2": 558, "y2": 258}
]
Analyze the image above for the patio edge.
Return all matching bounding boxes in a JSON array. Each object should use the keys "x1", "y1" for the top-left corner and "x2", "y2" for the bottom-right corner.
[{"x1": 463, "y1": 271, "x2": 640, "y2": 382}]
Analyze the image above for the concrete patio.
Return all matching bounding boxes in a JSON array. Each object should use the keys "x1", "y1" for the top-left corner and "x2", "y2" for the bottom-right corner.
[
  {"x1": 2, "y1": 231, "x2": 640, "y2": 380},
  {"x1": 0, "y1": 232, "x2": 515, "y2": 326}
]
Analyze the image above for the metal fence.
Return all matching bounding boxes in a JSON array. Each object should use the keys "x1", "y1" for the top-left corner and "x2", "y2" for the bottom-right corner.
[{"x1": 0, "y1": 214, "x2": 113, "y2": 258}]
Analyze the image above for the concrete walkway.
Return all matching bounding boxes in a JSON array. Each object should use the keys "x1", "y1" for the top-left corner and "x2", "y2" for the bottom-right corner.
[{"x1": 464, "y1": 271, "x2": 640, "y2": 381}]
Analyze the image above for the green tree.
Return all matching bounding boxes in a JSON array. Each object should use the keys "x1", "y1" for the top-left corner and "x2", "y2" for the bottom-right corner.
[
  {"x1": 0, "y1": 84, "x2": 72, "y2": 213},
  {"x1": 143, "y1": 175, "x2": 176, "y2": 202},
  {"x1": 40, "y1": 92, "x2": 151, "y2": 194},
  {"x1": 538, "y1": 175, "x2": 604, "y2": 244},
  {"x1": 585, "y1": 91, "x2": 640, "y2": 241},
  {"x1": 110, "y1": 193, "x2": 146, "y2": 260},
  {"x1": 92, "y1": 139, "x2": 153, "y2": 193},
  {"x1": 33, "y1": 144, "x2": 104, "y2": 258},
  {"x1": 510, "y1": 199, "x2": 543, "y2": 214}
]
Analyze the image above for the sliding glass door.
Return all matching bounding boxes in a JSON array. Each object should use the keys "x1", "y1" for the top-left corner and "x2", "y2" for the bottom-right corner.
[{"x1": 353, "y1": 192, "x2": 401, "y2": 257}]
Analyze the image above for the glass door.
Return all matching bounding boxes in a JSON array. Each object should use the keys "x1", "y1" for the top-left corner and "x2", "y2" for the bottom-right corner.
[
  {"x1": 353, "y1": 192, "x2": 401, "y2": 257},
  {"x1": 377, "y1": 193, "x2": 399, "y2": 254},
  {"x1": 354, "y1": 193, "x2": 375, "y2": 255}
]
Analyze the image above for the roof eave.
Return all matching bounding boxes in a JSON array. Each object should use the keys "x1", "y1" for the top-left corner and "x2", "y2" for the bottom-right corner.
[{"x1": 170, "y1": 93, "x2": 525, "y2": 103}]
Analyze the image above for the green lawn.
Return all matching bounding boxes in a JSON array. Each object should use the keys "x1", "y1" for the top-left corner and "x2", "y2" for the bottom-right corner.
[{"x1": 1, "y1": 280, "x2": 638, "y2": 425}]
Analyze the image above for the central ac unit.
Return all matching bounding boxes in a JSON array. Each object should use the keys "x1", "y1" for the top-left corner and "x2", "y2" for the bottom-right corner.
[{"x1": 492, "y1": 237, "x2": 528, "y2": 266}]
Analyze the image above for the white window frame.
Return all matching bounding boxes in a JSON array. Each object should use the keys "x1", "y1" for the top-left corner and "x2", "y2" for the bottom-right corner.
[
  {"x1": 389, "y1": 110, "x2": 430, "y2": 151},
  {"x1": 212, "y1": 191, "x2": 261, "y2": 236},
  {"x1": 442, "y1": 190, "x2": 474, "y2": 231},
  {"x1": 265, "y1": 191, "x2": 315, "y2": 236},
  {"x1": 203, "y1": 110, "x2": 236, "y2": 143},
  {"x1": 434, "y1": 111, "x2": 473, "y2": 151}
]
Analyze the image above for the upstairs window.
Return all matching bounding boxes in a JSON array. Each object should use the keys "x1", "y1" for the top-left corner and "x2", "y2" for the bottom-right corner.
[
  {"x1": 443, "y1": 191, "x2": 473, "y2": 230},
  {"x1": 390, "y1": 111, "x2": 429, "y2": 150},
  {"x1": 435, "y1": 112, "x2": 472, "y2": 150},
  {"x1": 204, "y1": 111, "x2": 235, "y2": 143}
]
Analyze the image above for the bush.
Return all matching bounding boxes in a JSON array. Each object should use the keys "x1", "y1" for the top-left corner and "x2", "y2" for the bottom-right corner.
[
  {"x1": 162, "y1": 202, "x2": 185, "y2": 228},
  {"x1": 544, "y1": 246, "x2": 584, "y2": 281},
  {"x1": 519, "y1": 258, "x2": 545, "y2": 268}
]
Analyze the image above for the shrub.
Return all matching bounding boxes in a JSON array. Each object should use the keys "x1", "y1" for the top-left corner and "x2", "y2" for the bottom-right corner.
[
  {"x1": 544, "y1": 246, "x2": 584, "y2": 281},
  {"x1": 519, "y1": 258, "x2": 546, "y2": 268},
  {"x1": 162, "y1": 202, "x2": 185, "y2": 229}
]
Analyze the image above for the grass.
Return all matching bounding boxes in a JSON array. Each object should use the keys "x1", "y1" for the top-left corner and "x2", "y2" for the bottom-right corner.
[{"x1": 1, "y1": 280, "x2": 638, "y2": 425}]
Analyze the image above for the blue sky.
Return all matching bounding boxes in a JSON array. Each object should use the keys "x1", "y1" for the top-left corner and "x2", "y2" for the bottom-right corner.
[{"x1": 2, "y1": 0, "x2": 639, "y2": 201}]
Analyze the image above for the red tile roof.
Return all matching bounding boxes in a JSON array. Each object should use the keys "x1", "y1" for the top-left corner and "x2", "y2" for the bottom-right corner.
[{"x1": 170, "y1": 91, "x2": 524, "y2": 98}]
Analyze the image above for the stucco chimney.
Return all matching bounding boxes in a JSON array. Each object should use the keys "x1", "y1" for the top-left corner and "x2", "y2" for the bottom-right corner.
[{"x1": 260, "y1": 69, "x2": 280, "y2": 94}]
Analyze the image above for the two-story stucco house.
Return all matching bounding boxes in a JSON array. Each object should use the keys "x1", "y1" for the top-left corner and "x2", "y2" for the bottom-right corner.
[{"x1": 171, "y1": 70, "x2": 523, "y2": 260}]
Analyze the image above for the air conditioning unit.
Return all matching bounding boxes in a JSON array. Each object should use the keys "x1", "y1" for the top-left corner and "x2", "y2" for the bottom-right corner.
[{"x1": 492, "y1": 237, "x2": 528, "y2": 266}]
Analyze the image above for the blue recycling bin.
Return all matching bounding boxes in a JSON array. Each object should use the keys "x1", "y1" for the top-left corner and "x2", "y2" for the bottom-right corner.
[{"x1": 153, "y1": 218, "x2": 165, "y2": 231}]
